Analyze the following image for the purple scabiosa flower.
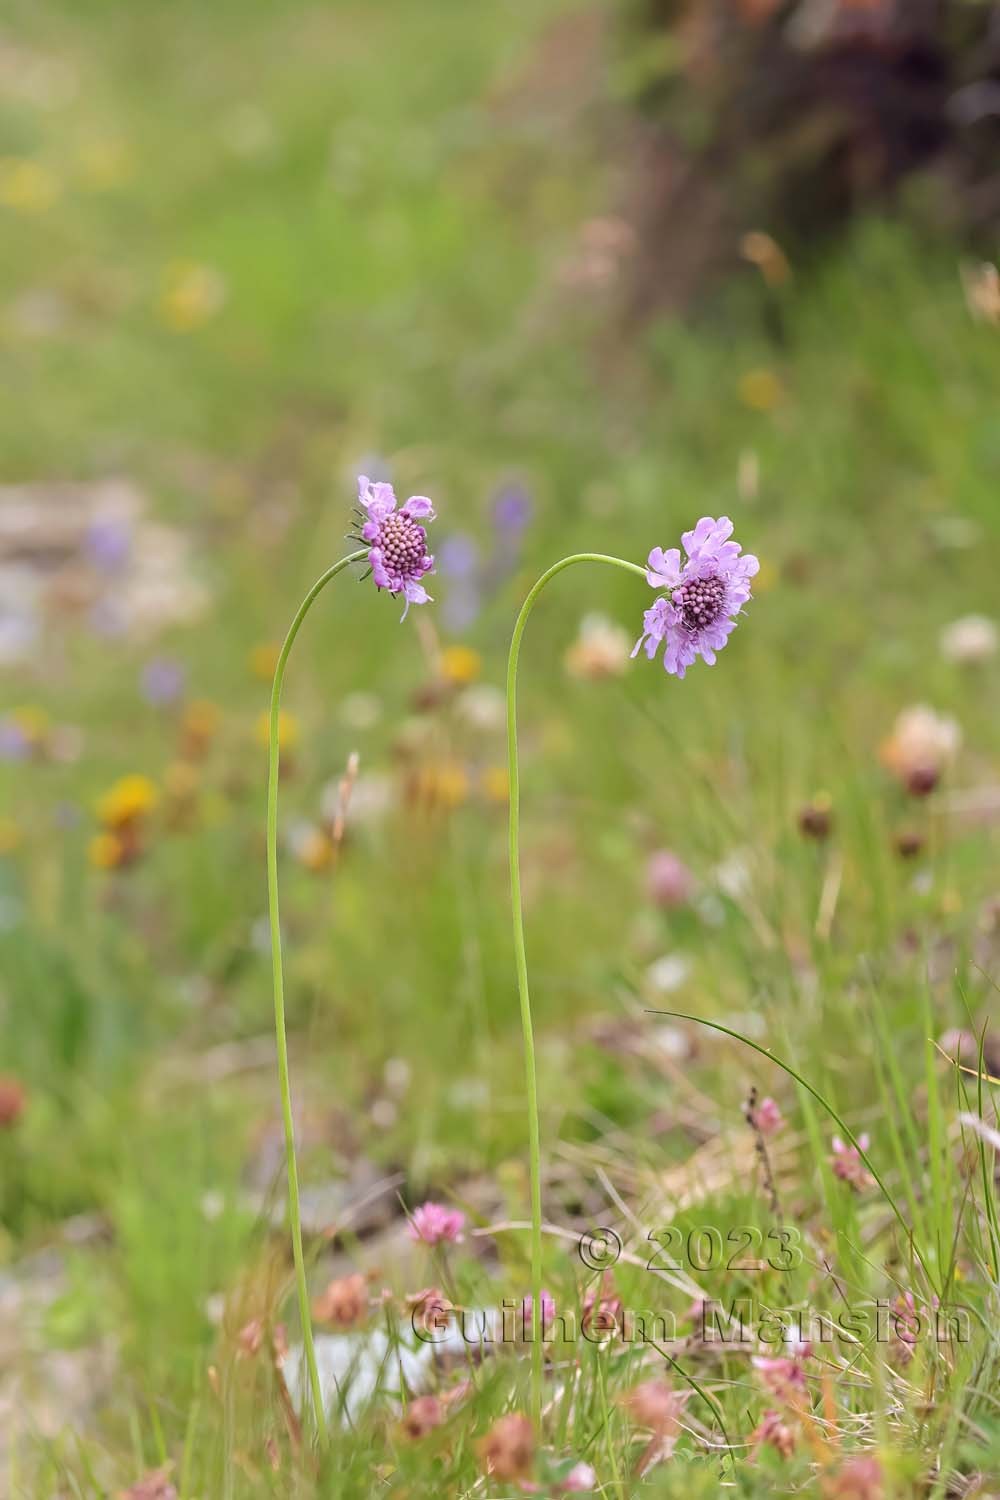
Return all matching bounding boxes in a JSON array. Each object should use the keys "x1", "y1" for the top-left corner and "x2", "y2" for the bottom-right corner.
[
  {"x1": 356, "y1": 475, "x2": 435, "y2": 618},
  {"x1": 407, "y1": 1200, "x2": 465, "y2": 1246},
  {"x1": 438, "y1": 532, "x2": 482, "y2": 630},
  {"x1": 492, "y1": 481, "x2": 533, "y2": 540},
  {"x1": 0, "y1": 718, "x2": 30, "y2": 762},
  {"x1": 438, "y1": 532, "x2": 479, "y2": 580},
  {"x1": 141, "y1": 657, "x2": 186, "y2": 706},
  {"x1": 85, "y1": 516, "x2": 132, "y2": 572},
  {"x1": 632, "y1": 516, "x2": 759, "y2": 679}
]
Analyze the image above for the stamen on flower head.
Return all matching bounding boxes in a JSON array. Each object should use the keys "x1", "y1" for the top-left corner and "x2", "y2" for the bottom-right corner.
[{"x1": 672, "y1": 574, "x2": 727, "y2": 632}]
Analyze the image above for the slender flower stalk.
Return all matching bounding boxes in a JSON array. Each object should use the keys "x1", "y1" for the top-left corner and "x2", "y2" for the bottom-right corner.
[
  {"x1": 506, "y1": 524, "x2": 757, "y2": 1427},
  {"x1": 267, "y1": 550, "x2": 364, "y2": 1443},
  {"x1": 506, "y1": 553, "x2": 646, "y2": 1427},
  {"x1": 266, "y1": 481, "x2": 437, "y2": 1444}
]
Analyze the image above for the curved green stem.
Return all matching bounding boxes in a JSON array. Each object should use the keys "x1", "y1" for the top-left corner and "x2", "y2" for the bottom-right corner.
[
  {"x1": 267, "y1": 549, "x2": 366, "y2": 1445},
  {"x1": 506, "y1": 553, "x2": 647, "y2": 1427}
]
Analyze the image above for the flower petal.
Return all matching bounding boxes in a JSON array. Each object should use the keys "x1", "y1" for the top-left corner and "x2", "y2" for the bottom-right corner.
[
  {"x1": 399, "y1": 578, "x2": 432, "y2": 620},
  {"x1": 645, "y1": 546, "x2": 682, "y2": 590},
  {"x1": 358, "y1": 476, "x2": 397, "y2": 522},
  {"x1": 368, "y1": 548, "x2": 392, "y2": 590},
  {"x1": 683, "y1": 515, "x2": 734, "y2": 562},
  {"x1": 402, "y1": 495, "x2": 436, "y2": 521}
]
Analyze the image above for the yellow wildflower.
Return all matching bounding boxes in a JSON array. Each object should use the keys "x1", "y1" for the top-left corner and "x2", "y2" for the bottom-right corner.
[
  {"x1": 180, "y1": 699, "x2": 221, "y2": 759},
  {"x1": 249, "y1": 642, "x2": 281, "y2": 681},
  {"x1": 481, "y1": 766, "x2": 509, "y2": 804},
  {"x1": 434, "y1": 762, "x2": 469, "y2": 808},
  {"x1": 738, "y1": 368, "x2": 784, "y2": 412},
  {"x1": 440, "y1": 645, "x2": 481, "y2": 686},
  {"x1": 9, "y1": 705, "x2": 50, "y2": 749},
  {"x1": 76, "y1": 138, "x2": 134, "y2": 191},
  {"x1": 96, "y1": 774, "x2": 159, "y2": 828},
  {"x1": 288, "y1": 822, "x2": 334, "y2": 872},
  {"x1": 256, "y1": 710, "x2": 299, "y2": 750},
  {"x1": 164, "y1": 761, "x2": 200, "y2": 801},
  {"x1": 409, "y1": 761, "x2": 469, "y2": 810},
  {"x1": 158, "y1": 261, "x2": 227, "y2": 332},
  {"x1": 88, "y1": 831, "x2": 126, "y2": 870},
  {"x1": 0, "y1": 159, "x2": 59, "y2": 214}
]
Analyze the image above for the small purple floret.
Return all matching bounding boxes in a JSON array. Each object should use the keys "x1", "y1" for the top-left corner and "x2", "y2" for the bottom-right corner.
[
  {"x1": 0, "y1": 719, "x2": 30, "y2": 762},
  {"x1": 632, "y1": 516, "x2": 759, "y2": 678},
  {"x1": 492, "y1": 482, "x2": 533, "y2": 538},
  {"x1": 358, "y1": 475, "x2": 436, "y2": 619},
  {"x1": 85, "y1": 517, "x2": 132, "y2": 572},
  {"x1": 141, "y1": 657, "x2": 186, "y2": 706}
]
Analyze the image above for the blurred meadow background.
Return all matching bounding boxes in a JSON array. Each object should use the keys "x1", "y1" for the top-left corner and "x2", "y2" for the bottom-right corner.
[{"x1": 1, "y1": 0, "x2": 1000, "y2": 1495}]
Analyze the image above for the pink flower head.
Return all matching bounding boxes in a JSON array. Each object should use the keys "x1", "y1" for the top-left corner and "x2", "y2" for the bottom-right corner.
[
  {"x1": 356, "y1": 475, "x2": 436, "y2": 618},
  {"x1": 751, "y1": 1352, "x2": 808, "y2": 1401},
  {"x1": 632, "y1": 516, "x2": 759, "y2": 678},
  {"x1": 752, "y1": 1096, "x2": 784, "y2": 1137},
  {"x1": 645, "y1": 849, "x2": 695, "y2": 908},
  {"x1": 521, "y1": 1288, "x2": 556, "y2": 1335},
  {"x1": 559, "y1": 1461, "x2": 598, "y2": 1491},
  {"x1": 750, "y1": 1408, "x2": 796, "y2": 1458},
  {"x1": 581, "y1": 1270, "x2": 623, "y2": 1339},
  {"x1": 407, "y1": 1200, "x2": 465, "y2": 1246},
  {"x1": 890, "y1": 1291, "x2": 922, "y2": 1364},
  {"x1": 827, "y1": 1455, "x2": 884, "y2": 1500},
  {"x1": 831, "y1": 1133, "x2": 874, "y2": 1189},
  {"x1": 406, "y1": 1286, "x2": 453, "y2": 1334}
]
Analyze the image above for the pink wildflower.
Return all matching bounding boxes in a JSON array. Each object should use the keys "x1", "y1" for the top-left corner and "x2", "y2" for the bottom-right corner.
[
  {"x1": 750, "y1": 1407, "x2": 797, "y2": 1458},
  {"x1": 826, "y1": 1455, "x2": 884, "y2": 1499},
  {"x1": 521, "y1": 1288, "x2": 556, "y2": 1336},
  {"x1": 559, "y1": 1461, "x2": 598, "y2": 1490},
  {"x1": 581, "y1": 1270, "x2": 623, "y2": 1339},
  {"x1": 407, "y1": 1200, "x2": 465, "y2": 1246},
  {"x1": 752, "y1": 1095, "x2": 784, "y2": 1136},
  {"x1": 889, "y1": 1291, "x2": 923, "y2": 1365},
  {"x1": 831, "y1": 1133, "x2": 874, "y2": 1190},
  {"x1": 644, "y1": 849, "x2": 696, "y2": 907},
  {"x1": 752, "y1": 1339, "x2": 811, "y2": 1401}
]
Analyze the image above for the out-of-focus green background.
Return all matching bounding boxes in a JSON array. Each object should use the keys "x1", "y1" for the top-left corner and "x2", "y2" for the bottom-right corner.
[{"x1": 2, "y1": 0, "x2": 999, "y2": 1492}]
